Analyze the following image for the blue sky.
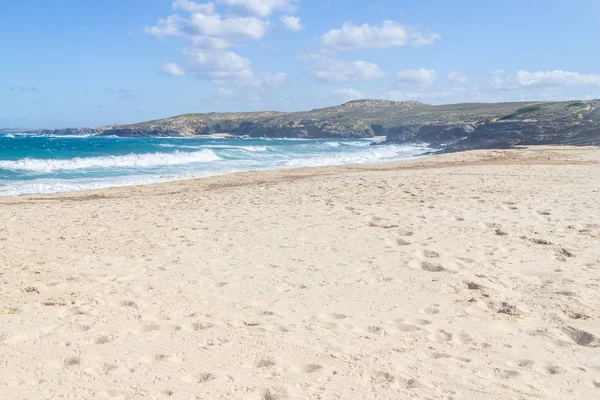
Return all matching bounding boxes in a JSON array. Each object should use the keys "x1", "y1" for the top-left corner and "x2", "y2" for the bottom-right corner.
[{"x1": 2, "y1": 0, "x2": 600, "y2": 128}]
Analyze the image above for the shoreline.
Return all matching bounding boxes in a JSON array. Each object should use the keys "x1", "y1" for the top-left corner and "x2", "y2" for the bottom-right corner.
[
  {"x1": 1, "y1": 145, "x2": 595, "y2": 201},
  {"x1": 1, "y1": 145, "x2": 599, "y2": 399},
  {"x1": 0, "y1": 135, "x2": 404, "y2": 198}
]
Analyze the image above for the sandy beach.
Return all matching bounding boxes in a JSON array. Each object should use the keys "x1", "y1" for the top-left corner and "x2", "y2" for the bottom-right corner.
[{"x1": 1, "y1": 146, "x2": 599, "y2": 399}]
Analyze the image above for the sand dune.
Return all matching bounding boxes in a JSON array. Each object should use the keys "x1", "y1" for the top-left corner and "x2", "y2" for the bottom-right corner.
[{"x1": 1, "y1": 146, "x2": 599, "y2": 399}]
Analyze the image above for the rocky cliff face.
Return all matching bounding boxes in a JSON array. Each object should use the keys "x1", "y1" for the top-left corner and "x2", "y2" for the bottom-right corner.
[
  {"x1": 379, "y1": 119, "x2": 600, "y2": 151},
  {"x1": 19, "y1": 99, "x2": 600, "y2": 151}
]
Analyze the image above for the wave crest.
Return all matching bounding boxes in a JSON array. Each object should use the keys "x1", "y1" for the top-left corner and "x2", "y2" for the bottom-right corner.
[{"x1": 0, "y1": 149, "x2": 221, "y2": 172}]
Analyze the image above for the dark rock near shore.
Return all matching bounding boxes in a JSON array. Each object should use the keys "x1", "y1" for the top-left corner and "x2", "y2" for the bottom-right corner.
[{"x1": 380, "y1": 119, "x2": 600, "y2": 152}]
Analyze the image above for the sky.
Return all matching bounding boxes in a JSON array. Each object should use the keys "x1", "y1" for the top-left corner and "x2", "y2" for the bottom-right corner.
[{"x1": 1, "y1": 0, "x2": 600, "y2": 128}]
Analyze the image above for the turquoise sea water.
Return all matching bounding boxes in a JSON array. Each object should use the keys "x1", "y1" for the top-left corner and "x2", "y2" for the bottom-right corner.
[{"x1": 0, "y1": 133, "x2": 430, "y2": 196}]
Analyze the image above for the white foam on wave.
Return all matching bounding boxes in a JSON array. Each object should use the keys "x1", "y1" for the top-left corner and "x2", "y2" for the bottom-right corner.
[
  {"x1": 0, "y1": 140, "x2": 432, "y2": 196},
  {"x1": 158, "y1": 143, "x2": 196, "y2": 149},
  {"x1": 3, "y1": 132, "x2": 97, "y2": 139},
  {"x1": 47, "y1": 134, "x2": 95, "y2": 138},
  {"x1": 284, "y1": 145, "x2": 427, "y2": 168},
  {"x1": 159, "y1": 143, "x2": 268, "y2": 152},
  {"x1": 0, "y1": 149, "x2": 221, "y2": 172},
  {"x1": 0, "y1": 169, "x2": 239, "y2": 196},
  {"x1": 0, "y1": 175, "x2": 168, "y2": 196},
  {"x1": 339, "y1": 141, "x2": 371, "y2": 147},
  {"x1": 218, "y1": 145, "x2": 268, "y2": 152}
]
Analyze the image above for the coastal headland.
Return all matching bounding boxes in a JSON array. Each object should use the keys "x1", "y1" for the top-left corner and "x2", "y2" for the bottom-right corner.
[{"x1": 19, "y1": 99, "x2": 600, "y2": 152}]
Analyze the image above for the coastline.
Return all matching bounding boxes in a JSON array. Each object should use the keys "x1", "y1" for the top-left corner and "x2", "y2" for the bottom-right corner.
[
  {"x1": 1, "y1": 146, "x2": 599, "y2": 399},
  {"x1": 1, "y1": 144, "x2": 594, "y2": 201},
  {"x1": 0, "y1": 135, "x2": 409, "y2": 197}
]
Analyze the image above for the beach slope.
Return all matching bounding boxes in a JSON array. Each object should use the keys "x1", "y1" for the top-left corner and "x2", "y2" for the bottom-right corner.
[{"x1": 1, "y1": 146, "x2": 599, "y2": 399}]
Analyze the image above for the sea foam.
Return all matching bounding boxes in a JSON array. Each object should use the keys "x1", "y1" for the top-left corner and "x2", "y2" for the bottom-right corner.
[
  {"x1": 0, "y1": 149, "x2": 221, "y2": 172},
  {"x1": 284, "y1": 145, "x2": 427, "y2": 168}
]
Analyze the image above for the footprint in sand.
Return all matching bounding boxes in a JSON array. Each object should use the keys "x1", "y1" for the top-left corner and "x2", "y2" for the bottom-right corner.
[
  {"x1": 493, "y1": 369, "x2": 520, "y2": 379},
  {"x1": 422, "y1": 249, "x2": 440, "y2": 258},
  {"x1": 518, "y1": 359, "x2": 534, "y2": 368},
  {"x1": 63, "y1": 356, "x2": 81, "y2": 368},
  {"x1": 302, "y1": 364, "x2": 323, "y2": 373},
  {"x1": 505, "y1": 359, "x2": 535, "y2": 369},
  {"x1": 180, "y1": 373, "x2": 215, "y2": 383},
  {"x1": 370, "y1": 370, "x2": 395, "y2": 385},
  {"x1": 188, "y1": 321, "x2": 214, "y2": 330},
  {"x1": 94, "y1": 335, "x2": 113, "y2": 345},
  {"x1": 363, "y1": 325, "x2": 384, "y2": 334},
  {"x1": 396, "y1": 323, "x2": 421, "y2": 332},
  {"x1": 327, "y1": 313, "x2": 348, "y2": 320},
  {"x1": 421, "y1": 261, "x2": 445, "y2": 272},
  {"x1": 563, "y1": 326, "x2": 600, "y2": 347},
  {"x1": 404, "y1": 318, "x2": 431, "y2": 326},
  {"x1": 420, "y1": 305, "x2": 440, "y2": 315},
  {"x1": 129, "y1": 324, "x2": 179, "y2": 334},
  {"x1": 458, "y1": 333, "x2": 473, "y2": 344},
  {"x1": 429, "y1": 329, "x2": 452, "y2": 342},
  {"x1": 256, "y1": 387, "x2": 288, "y2": 400},
  {"x1": 320, "y1": 321, "x2": 338, "y2": 329},
  {"x1": 542, "y1": 365, "x2": 565, "y2": 375},
  {"x1": 140, "y1": 354, "x2": 171, "y2": 363},
  {"x1": 255, "y1": 359, "x2": 276, "y2": 368}
]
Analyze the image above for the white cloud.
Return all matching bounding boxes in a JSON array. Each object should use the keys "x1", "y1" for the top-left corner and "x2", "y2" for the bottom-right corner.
[
  {"x1": 187, "y1": 12, "x2": 268, "y2": 40},
  {"x1": 218, "y1": 0, "x2": 296, "y2": 16},
  {"x1": 446, "y1": 71, "x2": 467, "y2": 83},
  {"x1": 173, "y1": 0, "x2": 215, "y2": 13},
  {"x1": 144, "y1": 11, "x2": 268, "y2": 45},
  {"x1": 321, "y1": 21, "x2": 440, "y2": 51},
  {"x1": 161, "y1": 63, "x2": 186, "y2": 77},
  {"x1": 186, "y1": 50, "x2": 287, "y2": 87},
  {"x1": 145, "y1": 15, "x2": 183, "y2": 38},
  {"x1": 186, "y1": 50, "x2": 254, "y2": 83},
  {"x1": 515, "y1": 70, "x2": 600, "y2": 87},
  {"x1": 146, "y1": 2, "x2": 288, "y2": 88},
  {"x1": 396, "y1": 68, "x2": 436, "y2": 87},
  {"x1": 491, "y1": 70, "x2": 600, "y2": 90},
  {"x1": 280, "y1": 15, "x2": 303, "y2": 31},
  {"x1": 330, "y1": 88, "x2": 366, "y2": 102},
  {"x1": 310, "y1": 58, "x2": 386, "y2": 83},
  {"x1": 189, "y1": 36, "x2": 232, "y2": 49}
]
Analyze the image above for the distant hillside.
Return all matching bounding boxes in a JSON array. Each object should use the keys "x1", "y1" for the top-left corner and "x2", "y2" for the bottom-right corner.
[{"x1": 18, "y1": 99, "x2": 600, "y2": 151}]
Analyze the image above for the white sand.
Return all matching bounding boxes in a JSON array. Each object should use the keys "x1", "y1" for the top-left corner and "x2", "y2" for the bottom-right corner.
[{"x1": 1, "y1": 146, "x2": 600, "y2": 399}]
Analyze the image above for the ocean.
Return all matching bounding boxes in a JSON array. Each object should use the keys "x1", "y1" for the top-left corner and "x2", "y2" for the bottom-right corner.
[{"x1": 0, "y1": 133, "x2": 430, "y2": 196}]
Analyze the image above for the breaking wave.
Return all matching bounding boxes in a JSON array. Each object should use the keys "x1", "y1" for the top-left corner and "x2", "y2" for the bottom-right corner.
[{"x1": 0, "y1": 149, "x2": 221, "y2": 172}]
